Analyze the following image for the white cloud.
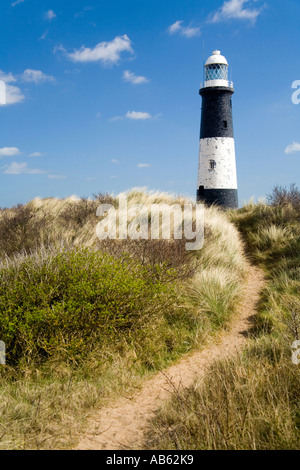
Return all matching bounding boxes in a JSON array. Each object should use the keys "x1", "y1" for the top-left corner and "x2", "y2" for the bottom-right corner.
[
  {"x1": 53, "y1": 44, "x2": 67, "y2": 55},
  {"x1": 110, "y1": 110, "x2": 155, "y2": 121},
  {"x1": 168, "y1": 21, "x2": 183, "y2": 34},
  {"x1": 211, "y1": 0, "x2": 263, "y2": 23},
  {"x1": 11, "y1": 0, "x2": 25, "y2": 6},
  {"x1": 0, "y1": 70, "x2": 24, "y2": 106},
  {"x1": 29, "y1": 152, "x2": 45, "y2": 158},
  {"x1": 0, "y1": 147, "x2": 20, "y2": 158},
  {"x1": 45, "y1": 10, "x2": 56, "y2": 21},
  {"x1": 0, "y1": 70, "x2": 16, "y2": 83},
  {"x1": 22, "y1": 69, "x2": 55, "y2": 84},
  {"x1": 2, "y1": 162, "x2": 45, "y2": 175},
  {"x1": 5, "y1": 84, "x2": 25, "y2": 105},
  {"x1": 0, "y1": 81, "x2": 5, "y2": 105},
  {"x1": 39, "y1": 30, "x2": 49, "y2": 41},
  {"x1": 181, "y1": 27, "x2": 201, "y2": 38},
  {"x1": 0, "y1": 67, "x2": 55, "y2": 106},
  {"x1": 137, "y1": 163, "x2": 151, "y2": 168},
  {"x1": 111, "y1": 159, "x2": 119, "y2": 164},
  {"x1": 109, "y1": 115, "x2": 123, "y2": 122},
  {"x1": 123, "y1": 70, "x2": 149, "y2": 85},
  {"x1": 126, "y1": 111, "x2": 152, "y2": 120},
  {"x1": 285, "y1": 142, "x2": 300, "y2": 155},
  {"x1": 66, "y1": 35, "x2": 133, "y2": 65},
  {"x1": 168, "y1": 20, "x2": 201, "y2": 38}
]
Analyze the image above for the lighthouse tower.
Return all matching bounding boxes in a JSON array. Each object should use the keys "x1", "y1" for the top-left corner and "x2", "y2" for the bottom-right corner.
[{"x1": 197, "y1": 50, "x2": 238, "y2": 209}]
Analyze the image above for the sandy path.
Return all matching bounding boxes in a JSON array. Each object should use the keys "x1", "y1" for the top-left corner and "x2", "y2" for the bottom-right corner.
[{"x1": 75, "y1": 264, "x2": 264, "y2": 450}]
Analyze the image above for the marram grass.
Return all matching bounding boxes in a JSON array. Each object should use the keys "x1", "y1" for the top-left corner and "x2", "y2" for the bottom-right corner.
[
  {"x1": 145, "y1": 198, "x2": 300, "y2": 450},
  {"x1": 0, "y1": 189, "x2": 248, "y2": 449}
]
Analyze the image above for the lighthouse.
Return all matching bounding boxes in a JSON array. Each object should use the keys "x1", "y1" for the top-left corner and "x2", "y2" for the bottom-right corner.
[{"x1": 196, "y1": 50, "x2": 238, "y2": 209}]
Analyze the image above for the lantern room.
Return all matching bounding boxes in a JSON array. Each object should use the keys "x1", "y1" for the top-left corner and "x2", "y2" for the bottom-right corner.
[{"x1": 203, "y1": 50, "x2": 233, "y2": 89}]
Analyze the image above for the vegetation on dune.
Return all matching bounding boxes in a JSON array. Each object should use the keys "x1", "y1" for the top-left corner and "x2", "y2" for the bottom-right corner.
[
  {"x1": 145, "y1": 185, "x2": 300, "y2": 450},
  {"x1": 0, "y1": 189, "x2": 247, "y2": 449},
  {"x1": 2, "y1": 185, "x2": 299, "y2": 450},
  {"x1": 145, "y1": 344, "x2": 300, "y2": 450},
  {"x1": 0, "y1": 248, "x2": 174, "y2": 365}
]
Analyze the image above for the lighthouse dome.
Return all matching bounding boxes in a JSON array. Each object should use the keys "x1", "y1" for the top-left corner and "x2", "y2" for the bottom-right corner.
[{"x1": 205, "y1": 50, "x2": 228, "y2": 67}]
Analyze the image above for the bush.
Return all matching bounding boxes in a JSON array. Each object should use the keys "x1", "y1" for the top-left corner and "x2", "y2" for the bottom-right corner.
[
  {"x1": 0, "y1": 247, "x2": 173, "y2": 365},
  {"x1": 58, "y1": 194, "x2": 117, "y2": 229},
  {"x1": 92, "y1": 192, "x2": 116, "y2": 206},
  {"x1": 0, "y1": 205, "x2": 45, "y2": 258},
  {"x1": 267, "y1": 184, "x2": 300, "y2": 211},
  {"x1": 97, "y1": 238, "x2": 196, "y2": 280},
  {"x1": 58, "y1": 198, "x2": 98, "y2": 228}
]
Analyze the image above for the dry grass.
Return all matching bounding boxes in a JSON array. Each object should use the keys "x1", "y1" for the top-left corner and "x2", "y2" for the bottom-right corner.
[
  {"x1": 0, "y1": 189, "x2": 248, "y2": 449},
  {"x1": 145, "y1": 193, "x2": 300, "y2": 451},
  {"x1": 145, "y1": 340, "x2": 300, "y2": 450}
]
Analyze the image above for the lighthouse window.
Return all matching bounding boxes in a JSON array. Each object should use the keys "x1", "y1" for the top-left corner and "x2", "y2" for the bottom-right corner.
[
  {"x1": 209, "y1": 160, "x2": 216, "y2": 170},
  {"x1": 205, "y1": 64, "x2": 228, "y2": 82},
  {"x1": 198, "y1": 185, "x2": 204, "y2": 197},
  {"x1": 223, "y1": 120, "x2": 228, "y2": 129}
]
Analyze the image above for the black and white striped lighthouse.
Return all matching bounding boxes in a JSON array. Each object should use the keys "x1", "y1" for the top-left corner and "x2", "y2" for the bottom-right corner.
[{"x1": 196, "y1": 50, "x2": 238, "y2": 209}]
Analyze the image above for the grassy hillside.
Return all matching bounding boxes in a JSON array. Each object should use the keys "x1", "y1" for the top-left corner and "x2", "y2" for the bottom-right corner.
[
  {"x1": 145, "y1": 188, "x2": 300, "y2": 450},
  {"x1": 0, "y1": 190, "x2": 248, "y2": 449}
]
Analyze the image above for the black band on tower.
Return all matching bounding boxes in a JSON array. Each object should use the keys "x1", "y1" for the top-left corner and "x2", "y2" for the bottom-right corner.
[
  {"x1": 200, "y1": 87, "x2": 234, "y2": 139},
  {"x1": 196, "y1": 187, "x2": 238, "y2": 209}
]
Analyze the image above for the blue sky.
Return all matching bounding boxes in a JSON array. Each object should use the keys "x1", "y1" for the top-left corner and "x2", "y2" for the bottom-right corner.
[{"x1": 0, "y1": 0, "x2": 300, "y2": 207}]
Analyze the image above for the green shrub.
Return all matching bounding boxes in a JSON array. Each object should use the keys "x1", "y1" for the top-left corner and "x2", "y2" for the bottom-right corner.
[{"x1": 0, "y1": 247, "x2": 172, "y2": 365}]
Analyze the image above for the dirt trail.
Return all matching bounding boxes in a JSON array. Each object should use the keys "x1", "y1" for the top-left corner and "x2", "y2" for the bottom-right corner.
[{"x1": 75, "y1": 265, "x2": 265, "y2": 450}]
